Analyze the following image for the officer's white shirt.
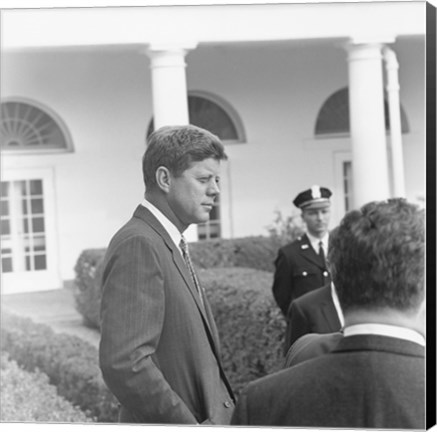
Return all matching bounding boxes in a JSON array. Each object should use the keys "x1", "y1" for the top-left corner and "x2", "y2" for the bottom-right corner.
[{"x1": 306, "y1": 232, "x2": 329, "y2": 256}]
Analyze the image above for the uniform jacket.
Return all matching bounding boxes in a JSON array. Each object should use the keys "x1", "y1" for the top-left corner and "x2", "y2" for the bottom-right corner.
[
  {"x1": 272, "y1": 233, "x2": 331, "y2": 316},
  {"x1": 284, "y1": 283, "x2": 342, "y2": 351},
  {"x1": 99, "y1": 205, "x2": 235, "y2": 425},
  {"x1": 231, "y1": 335, "x2": 425, "y2": 429}
]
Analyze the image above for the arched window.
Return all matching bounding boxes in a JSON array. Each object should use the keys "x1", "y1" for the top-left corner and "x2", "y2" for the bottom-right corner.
[
  {"x1": 146, "y1": 92, "x2": 245, "y2": 143},
  {"x1": 314, "y1": 87, "x2": 410, "y2": 136},
  {"x1": 0, "y1": 99, "x2": 73, "y2": 154}
]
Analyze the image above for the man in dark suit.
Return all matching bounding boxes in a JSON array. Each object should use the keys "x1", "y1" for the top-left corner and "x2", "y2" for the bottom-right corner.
[
  {"x1": 284, "y1": 282, "x2": 343, "y2": 351},
  {"x1": 272, "y1": 185, "x2": 332, "y2": 317},
  {"x1": 232, "y1": 198, "x2": 425, "y2": 429},
  {"x1": 99, "y1": 125, "x2": 235, "y2": 425}
]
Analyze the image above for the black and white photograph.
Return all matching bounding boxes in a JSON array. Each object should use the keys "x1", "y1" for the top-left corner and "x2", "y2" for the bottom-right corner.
[{"x1": 1, "y1": 0, "x2": 435, "y2": 431}]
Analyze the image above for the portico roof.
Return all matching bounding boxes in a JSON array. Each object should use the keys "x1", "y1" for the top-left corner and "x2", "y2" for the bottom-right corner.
[{"x1": 1, "y1": 2, "x2": 425, "y2": 51}]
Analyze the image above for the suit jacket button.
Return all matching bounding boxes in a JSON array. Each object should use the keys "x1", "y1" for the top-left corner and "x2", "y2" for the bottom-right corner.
[
  {"x1": 302, "y1": 271, "x2": 308, "y2": 276},
  {"x1": 224, "y1": 401, "x2": 232, "y2": 408},
  {"x1": 323, "y1": 271, "x2": 329, "y2": 277}
]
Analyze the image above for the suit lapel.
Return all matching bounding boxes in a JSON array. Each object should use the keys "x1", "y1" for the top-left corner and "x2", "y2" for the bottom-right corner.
[
  {"x1": 132, "y1": 205, "x2": 219, "y2": 349},
  {"x1": 299, "y1": 234, "x2": 325, "y2": 269}
]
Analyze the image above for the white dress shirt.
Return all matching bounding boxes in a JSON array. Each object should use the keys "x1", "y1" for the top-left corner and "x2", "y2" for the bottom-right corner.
[
  {"x1": 343, "y1": 323, "x2": 425, "y2": 346},
  {"x1": 307, "y1": 232, "x2": 329, "y2": 257},
  {"x1": 141, "y1": 199, "x2": 184, "y2": 255}
]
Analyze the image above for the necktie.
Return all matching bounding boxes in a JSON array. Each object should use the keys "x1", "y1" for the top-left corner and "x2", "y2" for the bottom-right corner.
[
  {"x1": 318, "y1": 240, "x2": 326, "y2": 266},
  {"x1": 179, "y1": 236, "x2": 204, "y2": 307}
]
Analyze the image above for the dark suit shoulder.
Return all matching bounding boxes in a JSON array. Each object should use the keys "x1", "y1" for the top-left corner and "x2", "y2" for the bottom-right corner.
[{"x1": 333, "y1": 334, "x2": 425, "y2": 358}]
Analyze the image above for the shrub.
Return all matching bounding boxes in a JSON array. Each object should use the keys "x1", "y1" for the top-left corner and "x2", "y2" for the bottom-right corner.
[
  {"x1": 73, "y1": 249, "x2": 106, "y2": 329},
  {"x1": 1, "y1": 312, "x2": 119, "y2": 423},
  {"x1": 200, "y1": 267, "x2": 286, "y2": 394},
  {"x1": 0, "y1": 353, "x2": 91, "y2": 423},
  {"x1": 189, "y1": 236, "x2": 283, "y2": 272}
]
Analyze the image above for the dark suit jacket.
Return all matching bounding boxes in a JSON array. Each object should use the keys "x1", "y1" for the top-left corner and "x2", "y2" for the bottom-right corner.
[
  {"x1": 284, "y1": 283, "x2": 342, "y2": 351},
  {"x1": 99, "y1": 205, "x2": 235, "y2": 425},
  {"x1": 284, "y1": 331, "x2": 343, "y2": 368},
  {"x1": 272, "y1": 234, "x2": 331, "y2": 316},
  {"x1": 231, "y1": 335, "x2": 425, "y2": 429}
]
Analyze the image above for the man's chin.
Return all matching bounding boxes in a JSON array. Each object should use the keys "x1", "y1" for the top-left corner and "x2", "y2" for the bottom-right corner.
[{"x1": 196, "y1": 214, "x2": 210, "y2": 224}]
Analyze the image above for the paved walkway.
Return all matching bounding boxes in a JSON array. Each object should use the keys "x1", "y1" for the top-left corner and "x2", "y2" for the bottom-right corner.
[{"x1": 1, "y1": 283, "x2": 100, "y2": 347}]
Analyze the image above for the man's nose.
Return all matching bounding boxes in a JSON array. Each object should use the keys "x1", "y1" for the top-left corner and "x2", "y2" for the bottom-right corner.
[{"x1": 208, "y1": 180, "x2": 220, "y2": 195}]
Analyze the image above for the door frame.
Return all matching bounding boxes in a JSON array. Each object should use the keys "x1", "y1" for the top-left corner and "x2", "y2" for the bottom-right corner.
[{"x1": 1, "y1": 167, "x2": 61, "y2": 294}]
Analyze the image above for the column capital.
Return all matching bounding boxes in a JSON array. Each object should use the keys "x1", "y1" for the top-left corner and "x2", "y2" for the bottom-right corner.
[
  {"x1": 144, "y1": 42, "x2": 198, "y2": 68},
  {"x1": 348, "y1": 35, "x2": 395, "y2": 46},
  {"x1": 344, "y1": 36, "x2": 395, "y2": 61},
  {"x1": 345, "y1": 42, "x2": 384, "y2": 62}
]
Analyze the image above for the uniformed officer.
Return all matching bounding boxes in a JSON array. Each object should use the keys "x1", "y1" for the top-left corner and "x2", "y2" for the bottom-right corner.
[{"x1": 272, "y1": 185, "x2": 332, "y2": 317}]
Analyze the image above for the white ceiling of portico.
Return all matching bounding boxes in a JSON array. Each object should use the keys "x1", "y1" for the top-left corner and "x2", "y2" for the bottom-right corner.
[{"x1": 1, "y1": 2, "x2": 425, "y2": 52}]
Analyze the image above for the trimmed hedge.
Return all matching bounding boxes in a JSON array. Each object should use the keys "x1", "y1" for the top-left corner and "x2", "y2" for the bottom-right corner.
[
  {"x1": 199, "y1": 267, "x2": 286, "y2": 393},
  {"x1": 189, "y1": 236, "x2": 283, "y2": 272},
  {"x1": 0, "y1": 353, "x2": 91, "y2": 423},
  {"x1": 1, "y1": 312, "x2": 119, "y2": 423}
]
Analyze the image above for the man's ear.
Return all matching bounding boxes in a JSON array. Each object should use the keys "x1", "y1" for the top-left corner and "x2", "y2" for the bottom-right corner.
[{"x1": 156, "y1": 166, "x2": 172, "y2": 193}]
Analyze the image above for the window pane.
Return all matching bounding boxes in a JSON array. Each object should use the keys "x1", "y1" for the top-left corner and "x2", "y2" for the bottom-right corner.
[
  {"x1": 17, "y1": 180, "x2": 28, "y2": 196},
  {"x1": 25, "y1": 255, "x2": 32, "y2": 271},
  {"x1": 1, "y1": 201, "x2": 9, "y2": 216},
  {"x1": 33, "y1": 236, "x2": 46, "y2": 250},
  {"x1": 189, "y1": 96, "x2": 238, "y2": 140},
  {"x1": 23, "y1": 218, "x2": 29, "y2": 233},
  {"x1": 34, "y1": 255, "x2": 47, "y2": 270},
  {"x1": 30, "y1": 180, "x2": 43, "y2": 195},
  {"x1": 31, "y1": 198, "x2": 44, "y2": 214},
  {"x1": 22, "y1": 199, "x2": 28, "y2": 215},
  {"x1": 32, "y1": 217, "x2": 45, "y2": 233},
  {"x1": 1, "y1": 182, "x2": 9, "y2": 197},
  {"x1": 2, "y1": 257, "x2": 13, "y2": 273},
  {"x1": 1, "y1": 219, "x2": 10, "y2": 235},
  {"x1": 209, "y1": 205, "x2": 219, "y2": 221}
]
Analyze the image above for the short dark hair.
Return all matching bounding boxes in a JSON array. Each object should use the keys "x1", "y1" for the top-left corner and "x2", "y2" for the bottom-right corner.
[
  {"x1": 328, "y1": 198, "x2": 425, "y2": 314},
  {"x1": 142, "y1": 125, "x2": 227, "y2": 189}
]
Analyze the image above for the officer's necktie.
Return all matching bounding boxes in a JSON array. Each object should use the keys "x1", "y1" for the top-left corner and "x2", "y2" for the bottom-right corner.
[
  {"x1": 179, "y1": 236, "x2": 204, "y2": 307},
  {"x1": 318, "y1": 240, "x2": 326, "y2": 267}
]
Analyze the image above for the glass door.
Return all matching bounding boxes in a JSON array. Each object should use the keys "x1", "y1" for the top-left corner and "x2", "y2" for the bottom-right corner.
[{"x1": 1, "y1": 168, "x2": 60, "y2": 294}]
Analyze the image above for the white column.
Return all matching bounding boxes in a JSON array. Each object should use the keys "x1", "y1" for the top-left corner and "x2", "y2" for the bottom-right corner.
[
  {"x1": 383, "y1": 46, "x2": 405, "y2": 198},
  {"x1": 146, "y1": 43, "x2": 197, "y2": 129},
  {"x1": 347, "y1": 42, "x2": 390, "y2": 208}
]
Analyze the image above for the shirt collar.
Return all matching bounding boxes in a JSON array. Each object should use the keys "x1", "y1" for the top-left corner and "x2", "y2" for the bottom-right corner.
[
  {"x1": 343, "y1": 323, "x2": 425, "y2": 347},
  {"x1": 331, "y1": 283, "x2": 344, "y2": 328},
  {"x1": 141, "y1": 199, "x2": 183, "y2": 254},
  {"x1": 306, "y1": 232, "x2": 329, "y2": 252}
]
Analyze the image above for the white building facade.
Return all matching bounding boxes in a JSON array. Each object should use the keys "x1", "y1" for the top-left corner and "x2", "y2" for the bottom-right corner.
[{"x1": 0, "y1": 2, "x2": 427, "y2": 293}]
